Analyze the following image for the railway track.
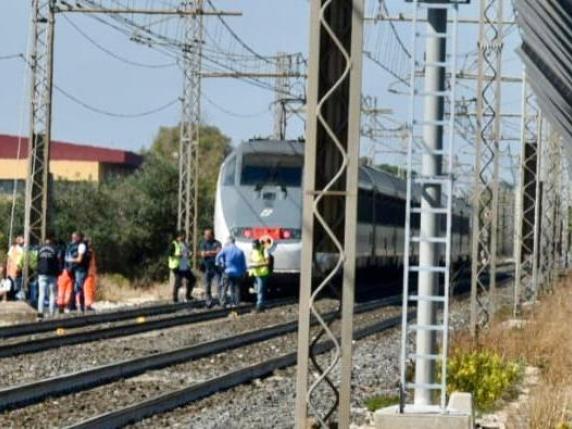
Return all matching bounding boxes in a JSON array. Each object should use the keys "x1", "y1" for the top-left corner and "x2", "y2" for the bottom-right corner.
[
  {"x1": 0, "y1": 301, "x2": 204, "y2": 339},
  {"x1": 0, "y1": 266, "x2": 515, "y2": 428},
  {"x1": 0, "y1": 298, "x2": 297, "y2": 359},
  {"x1": 67, "y1": 315, "x2": 404, "y2": 429},
  {"x1": 0, "y1": 295, "x2": 401, "y2": 412},
  {"x1": 61, "y1": 272, "x2": 516, "y2": 429}
]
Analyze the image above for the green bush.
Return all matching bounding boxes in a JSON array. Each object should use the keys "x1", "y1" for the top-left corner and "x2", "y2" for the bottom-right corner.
[
  {"x1": 447, "y1": 349, "x2": 522, "y2": 411},
  {"x1": 0, "y1": 124, "x2": 231, "y2": 284}
]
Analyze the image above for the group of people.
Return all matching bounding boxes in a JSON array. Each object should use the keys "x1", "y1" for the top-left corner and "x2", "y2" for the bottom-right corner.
[
  {"x1": 168, "y1": 228, "x2": 273, "y2": 311},
  {"x1": 0, "y1": 231, "x2": 97, "y2": 318}
]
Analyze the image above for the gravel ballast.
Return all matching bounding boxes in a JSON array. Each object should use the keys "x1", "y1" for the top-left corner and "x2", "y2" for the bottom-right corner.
[{"x1": 0, "y1": 304, "x2": 401, "y2": 428}]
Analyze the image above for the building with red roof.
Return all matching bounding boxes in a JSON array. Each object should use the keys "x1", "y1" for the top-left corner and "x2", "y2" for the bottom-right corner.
[{"x1": 0, "y1": 134, "x2": 143, "y2": 192}]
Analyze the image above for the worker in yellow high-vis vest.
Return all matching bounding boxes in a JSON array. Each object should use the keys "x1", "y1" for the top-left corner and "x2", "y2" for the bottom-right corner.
[
  {"x1": 248, "y1": 239, "x2": 270, "y2": 312},
  {"x1": 168, "y1": 231, "x2": 196, "y2": 303}
]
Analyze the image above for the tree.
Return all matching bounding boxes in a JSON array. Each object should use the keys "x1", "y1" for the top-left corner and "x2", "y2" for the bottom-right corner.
[
  {"x1": 149, "y1": 124, "x2": 232, "y2": 230},
  {"x1": 0, "y1": 124, "x2": 232, "y2": 283}
]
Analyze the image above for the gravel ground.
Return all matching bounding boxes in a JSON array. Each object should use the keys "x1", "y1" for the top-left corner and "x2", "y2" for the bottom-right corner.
[
  {"x1": 0, "y1": 281, "x2": 514, "y2": 428},
  {"x1": 127, "y1": 284, "x2": 515, "y2": 429},
  {"x1": 0, "y1": 299, "x2": 334, "y2": 389},
  {"x1": 0, "y1": 304, "x2": 401, "y2": 428}
]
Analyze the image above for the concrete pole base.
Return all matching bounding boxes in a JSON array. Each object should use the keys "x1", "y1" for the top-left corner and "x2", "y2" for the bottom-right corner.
[{"x1": 374, "y1": 392, "x2": 474, "y2": 429}]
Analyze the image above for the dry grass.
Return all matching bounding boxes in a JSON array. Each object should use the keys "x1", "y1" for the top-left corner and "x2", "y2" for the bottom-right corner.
[
  {"x1": 451, "y1": 278, "x2": 572, "y2": 427},
  {"x1": 96, "y1": 274, "x2": 171, "y2": 303}
]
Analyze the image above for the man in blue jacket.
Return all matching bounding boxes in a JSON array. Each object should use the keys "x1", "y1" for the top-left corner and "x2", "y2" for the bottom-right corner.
[{"x1": 215, "y1": 236, "x2": 247, "y2": 308}]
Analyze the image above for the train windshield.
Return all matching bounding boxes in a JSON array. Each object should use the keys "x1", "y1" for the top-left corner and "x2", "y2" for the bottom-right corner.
[{"x1": 240, "y1": 153, "x2": 303, "y2": 187}]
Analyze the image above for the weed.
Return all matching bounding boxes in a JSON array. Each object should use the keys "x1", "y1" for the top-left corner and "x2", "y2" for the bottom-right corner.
[
  {"x1": 447, "y1": 349, "x2": 522, "y2": 411},
  {"x1": 364, "y1": 394, "x2": 400, "y2": 412}
]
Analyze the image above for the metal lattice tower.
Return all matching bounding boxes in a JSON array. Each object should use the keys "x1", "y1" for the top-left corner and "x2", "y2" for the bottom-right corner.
[
  {"x1": 560, "y1": 161, "x2": 570, "y2": 271},
  {"x1": 400, "y1": 0, "x2": 459, "y2": 412},
  {"x1": 294, "y1": 0, "x2": 364, "y2": 427},
  {"x1": 513, "y1": 78, "x2": 542, "y2": 313},
  {"x1": 24, "y1": 0, "x2": 56, "y2": 252},
  {"x1": 177, "y1": 0, "x2": 203, "y2": 263},
  {"x1": 539, "y1": 129, "x2": 559, "y2": 289},
  {"x1": 470, "y1": 0, "x2": 504, "y2": 335}
]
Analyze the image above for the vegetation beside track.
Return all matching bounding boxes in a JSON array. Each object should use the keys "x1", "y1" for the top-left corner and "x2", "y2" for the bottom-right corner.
[
  {"x1": 0, "y1": 124, "x2": 231, "y2": 285},
  {"x1": 450, "y1": 277, "x2": 572, "y2": 427}
]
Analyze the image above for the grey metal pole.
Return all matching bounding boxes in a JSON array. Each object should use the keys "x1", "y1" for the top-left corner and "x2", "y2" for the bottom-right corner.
[
  {"x1": 531, "y1": 116, "x2": 543, "y2": 300},
  {"x1": 24, "y1": 0, "x2": 56, "y2": 291},
  {"x1": 338, "y1": 3, "x2": 364, "y2": 424},
  {"x1": 294, "y1": 0, "x2": 364, "y2": 426},
  {"x1": 177, "y1": 0, "x2": 203, "y2": 268},
  {"x1": 273, "y1": 52, "x2": 288, "y2": 140},
  {"x1": 470, "y1": 0, "x2": 504, "y2": 335},
  {"x1": 294, "y1": 1, "x2": 321, "y2": 424},
  {"x1": 414, "y1": 6, "x2": 447, "y2": 407},
  {"x1": 512, "y1": 73, "x2": 526, "y2": 316}
]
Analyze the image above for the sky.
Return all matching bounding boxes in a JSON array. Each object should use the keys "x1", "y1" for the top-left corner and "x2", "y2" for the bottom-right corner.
[
  {"x1": 0, "y1": 0, "x2": 525, "y2": 180},
  {"x1": 0, "y1": 1, "x2": 310, "y2": 152}
]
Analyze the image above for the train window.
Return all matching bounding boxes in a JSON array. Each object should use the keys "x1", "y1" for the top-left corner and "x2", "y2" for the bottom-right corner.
[
  {"x1": 223, "y1": 156, "x2": 236, "y2": 186},
  {"x1": 358, "y1": 189, "x2": 374, "y2": 223},
  {"x1": 240, "y1": 153, "x2": 303, "y2": 187}
]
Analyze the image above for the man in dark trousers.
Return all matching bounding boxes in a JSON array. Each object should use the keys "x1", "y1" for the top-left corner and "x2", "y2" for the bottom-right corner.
[
  {"x1": 215, "y1": 236, "x2": 247, "y2": 308},
  {"x1": 168, "y1": 231, "x2": 196, "y2": 303},
  {"x1": 199, "y1": 228, "x2": 222, "y2": 308},
  {"x1": 37, "y1": 234, "x2": 62, "y2": 318},
  {"x1": 65, "y1": 231, "x2": 90, "y2": 312}
]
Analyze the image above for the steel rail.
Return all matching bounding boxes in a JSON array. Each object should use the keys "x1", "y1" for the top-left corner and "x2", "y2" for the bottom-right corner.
[
  {"x1": 0, "y1": 298, "x2": 296, "y2": 359},
  {"x1": 66, "y1": 314, "x2": 405, "y2": 429},
  {"x1": 0, "y1": 296, "x2": 401, "y2": 412},
  {"x1": 65, "y1": 272, "x2": 517, "y2": 429},
  {"x1": 0, "y1": 301, "x2": 204, "y2": 339}
]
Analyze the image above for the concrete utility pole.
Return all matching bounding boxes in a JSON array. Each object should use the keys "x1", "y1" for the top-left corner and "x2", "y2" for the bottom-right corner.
[
  {"x1": 24, "y1": 0, "x2": 56, "y2": 267},
  {"x1": 470, "y1": 0, "x2": 504, "y2": 336},
  {"x1": 177, "y1": 0, "x2": 204, "y2": 266},
  {"x1": 513, "y1": 77, "x2": 542, "y2": 314},
  {"x1": 294, "y1": 0, "x2": 364, "y2": 427}
]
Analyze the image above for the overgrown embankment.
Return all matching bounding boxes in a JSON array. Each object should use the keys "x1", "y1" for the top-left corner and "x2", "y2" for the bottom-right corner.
[{"x1": 450, "y1": 278, "x2": 572, "y2": 428}]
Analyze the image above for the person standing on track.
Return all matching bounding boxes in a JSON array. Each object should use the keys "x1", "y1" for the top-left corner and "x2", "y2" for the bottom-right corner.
[
  {"x1": 215, "y1": 236, "x2": 247, "y2": 308},
  {"x1": 168, "y1": 231, "x2": 196, "y2": 303},
  {"x1": 64, "y1": 231, "x2": 90, "y2": 312},
  {"x1": 36, "y1": 234, "x2": 62, "y2": 318},
  {"x1": 199, "y1": 228, "x2": 222, "y2": 308},
  {"x1": 248, "y1": 239, "x2": 270, "y2": 312}
]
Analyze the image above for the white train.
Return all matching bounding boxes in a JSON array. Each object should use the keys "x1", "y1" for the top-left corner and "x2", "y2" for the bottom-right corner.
[{"x1": 214, "y1": 139, "x2": 472, "y2": 276}]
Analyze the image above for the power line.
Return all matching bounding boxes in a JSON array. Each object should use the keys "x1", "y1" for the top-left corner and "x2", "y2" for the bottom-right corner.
[
  {"x1": 205, "y1": 0, "x2": 276, "y2": 65},
  {"x1": 0, "y1": 53, "x2": 25, "y2": 61},
  {"x1": 55, "y1": 84, "x2": 179, "y2": 118},
  {"x1": 62, "y1": 14, "x2": 177, "y2": 69},
  {"x1": 203, "y1": 92, "x2": 270, "y2": 118}
]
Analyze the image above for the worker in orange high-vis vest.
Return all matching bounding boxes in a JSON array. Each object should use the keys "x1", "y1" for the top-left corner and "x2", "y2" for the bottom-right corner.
[
  {"x1": 84, "y1": 242, "x2": 97, "y2": 311},
  {"x1": 57, "y1": 270, "x2": 73, "y2": 312}
]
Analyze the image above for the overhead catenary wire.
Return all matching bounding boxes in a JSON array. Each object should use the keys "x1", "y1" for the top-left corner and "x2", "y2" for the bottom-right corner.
[
  {"x1": 55, "y1": 85, "x2": 179, "y2": 118},
  {"x1": 203, "y1": 93, "x2": 270, "y2": 119},
  {"x1": 62, "y1": 14, "x2": 177, "y2": 69},
  {"x1": 13, "y1": 54, "x2": 179, "y2": 119}
]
